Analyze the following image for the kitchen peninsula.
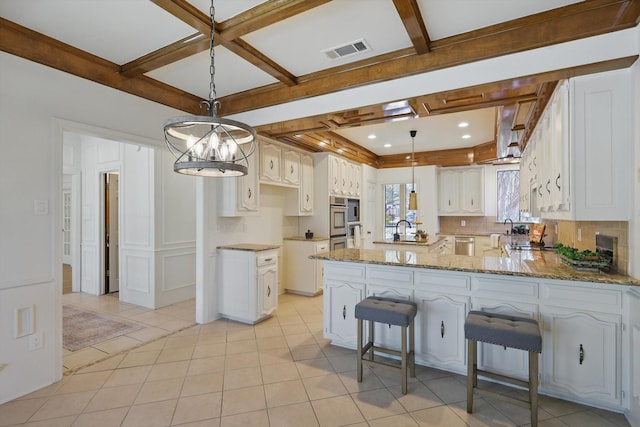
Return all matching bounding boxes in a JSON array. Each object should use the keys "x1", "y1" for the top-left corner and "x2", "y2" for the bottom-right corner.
[{"x1": 311, "y1": 247, "x2": 640, "y2": 414}]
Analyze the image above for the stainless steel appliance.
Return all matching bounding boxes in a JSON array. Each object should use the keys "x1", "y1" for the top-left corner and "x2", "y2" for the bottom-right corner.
[
  {"x1": 347, "y1": 198, "x2": 360, "y2": 223},
  {"x1": 454, "y1": 236, "x2": 475, "y2": 256},
  {"x1": 329, "y1": 197, "x2": 347, "y2": 250}
]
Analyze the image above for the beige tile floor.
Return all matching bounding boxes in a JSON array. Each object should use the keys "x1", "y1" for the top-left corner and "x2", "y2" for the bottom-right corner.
[
  {"x1": 1, "y1": 293, "x2": 631, "y2": 427},
  {"x1": 62, "y1": 292, "x2": 196, "y2": 372}
]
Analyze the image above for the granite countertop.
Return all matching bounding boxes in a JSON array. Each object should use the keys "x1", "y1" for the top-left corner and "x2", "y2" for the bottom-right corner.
[
  {"x1": 217, "y1": 243, "x2": 280, "y2": 252},
  {"x1": 372, "y1": 237, "x2": 444, "y2": 247},
  {"x1": 310, "y1": 248, "x2": 640, "y2": 287},
  {"x1": 284, "y1": 236, "x2": 330, "y2": 242}
]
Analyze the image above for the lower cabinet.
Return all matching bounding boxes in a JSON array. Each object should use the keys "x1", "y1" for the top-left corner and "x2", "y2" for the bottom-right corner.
[
  {"x1": 218, "y1": 248, "x2": 278, "y2": 324},
  {"x1": 323, "y1": 280, "x2": 364, "y2": 347},
  {"x1": 542, "y1": 307, "x2": 620, "y2": 407},
  {"x1": 415, "y1": 292, "x2": 468, "y2": 371},
  {"x1": 283, "y1": 239, "x2": 328, "y2": 296}
]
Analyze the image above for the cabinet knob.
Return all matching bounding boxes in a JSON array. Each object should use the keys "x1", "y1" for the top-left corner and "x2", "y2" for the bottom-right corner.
[
  {"x1": 556, "y1": 173, "x2": 561, "y2": 190},
  {"x1": 579, "y1": 344, "x2": 584, "y2": 364},
  {"x1": 546, "y1": 179, "x2": 551, "y2": 194},
  {"x1": 248, "y1": 188, "x2": 252, "y2": 199},
  {"x1": 471, "y1": 198, "x2": 474, "y2": 206},
  {"x1": 342, "y1": 305, "x2": 346, "y2": 320},
  {"x1": 270, "y1": 160, "x2": 274, "y2": 170},
  {"x1": 440, "y1": 321, "x2": 445, "y2": 338},
  {"x1": 306, "y1": 194, "x2": 309, "y2": 202},
  {"x1": 290, "y1": 165, "x2": 294, "y2": 174},
  {"x1": 538, "y1": 185, "x2": 543, "y2": 196},
  {"x1": 264, "y1": 258, "x2": 273, "y2": 262},
  {"x1": 267, "y1": 286, "x2": 271, "y2": 297}
]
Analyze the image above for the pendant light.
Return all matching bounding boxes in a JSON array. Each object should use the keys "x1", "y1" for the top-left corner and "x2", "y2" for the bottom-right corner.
[
  {"x1": 163, "y1": 0, "x2": 256, "y2": 177},
  {"x1": 408, "y1": 130, "x2": 418, "y2": 210}
]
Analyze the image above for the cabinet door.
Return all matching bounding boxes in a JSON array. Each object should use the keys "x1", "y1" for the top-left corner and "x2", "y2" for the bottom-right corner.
[
  {"x1": 339, "y1": 159, "x2": 349, "y2": 195},
  {"x1": 438, "y1": 170, "x2": 459, "y2": 214},
  {"x1": 324, "y1": 280, "x2": 364, "y2": 345},
  {"x1": 314, "y1": 242, "x2": 329, "y2": 293},
  {"x1": 460, "y1": 168, "x2": 483, "y2": 213},
  {"x1": 283, "y1": 150, "x2": 300, "y2": 185},
  {"x1": 260, "y1": 143, "x2": 282, "y2": 182},
  {"x1": 549, "y1": 80, "x2": 570, "y2": 211},
  {"x1": 415, "y1": 293, "x2": 468, "y2": 369},
  {"x1": 258, "y1": 265, "x2": 278, "y2": 317},
  {"x1": 330, "y1": 156, "x2": 342, "y2": 196},
  {"x1": 239, "y1": 152, "x2": 259, "y2": 211},
  {"x1": 300, "y1": 154, "x2": 314, "y2": 213},
  {"x1": 365, "y1": 285, "x2": 413, "y2": 351},
  {"x1": 352, "y1": 163, "x2": 361, "y2": 197},
  {"x1": 543, "y1": 308, "x2": 620, "y2": 406}
]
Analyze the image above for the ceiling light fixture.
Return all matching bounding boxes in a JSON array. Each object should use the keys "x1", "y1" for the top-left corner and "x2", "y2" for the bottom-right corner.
[
  {"x1": 384, "y1": 143, "x2": 392, "y2": 148},
  {"x1": 368, "y1": 134, "x2": 376, "y2": 139},
  {"x1": 462, "y1": 134, "x2": 471, "y2": 139},
  {"x1": 163, "y1": 0, "x2": 256, "y2": 177},
  {"x1": 458, "y1": 121, "x2": 469, "y2": 128},
  {"x1": 408, "y1": 130, "x2": 418, "y2": 211}
]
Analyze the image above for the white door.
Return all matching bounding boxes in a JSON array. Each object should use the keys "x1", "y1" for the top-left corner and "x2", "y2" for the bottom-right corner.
[{"x1": 62, "y1": 190, "x2": 72, "y2": 265}]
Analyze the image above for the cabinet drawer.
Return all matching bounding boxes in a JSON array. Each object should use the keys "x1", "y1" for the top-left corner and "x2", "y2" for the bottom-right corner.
[
  {"x1": 542, "y1": 282, "x2": 623, "y2": 313},
  {"x1": 257, "y1": 253, "x2": 278, "y2": 267},
  {"x1": 367, "y1": 266, "x2": 413, "y2": 286},
  {"x1": 415, "y1": 270, "x2": 470, "y2": 293},
  {"x1": 324, "y1": 262, "x2": 365, "y2": 282},
  {"x1": 472, "y1": 275, "x2": 539, "y2": 300}
]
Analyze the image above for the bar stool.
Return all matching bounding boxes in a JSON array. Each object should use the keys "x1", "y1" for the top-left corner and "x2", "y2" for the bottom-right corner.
[
  {"x1": 464, "y1": 310, "x2": 542, "y2": 427},
  {"x1": 355, "y1": 296, "x2": 417, "y2": 394}
]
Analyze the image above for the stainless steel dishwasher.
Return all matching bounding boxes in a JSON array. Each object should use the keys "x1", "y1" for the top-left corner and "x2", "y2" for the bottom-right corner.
[{"x1": 454, "y1": 236, "x2": 475, "y2": 256}]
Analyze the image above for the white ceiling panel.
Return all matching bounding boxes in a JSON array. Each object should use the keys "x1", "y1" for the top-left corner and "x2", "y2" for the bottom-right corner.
[
  {"x1": 0, "y1": 0, "x2": 195, "y2": 64},
  {"x1": 146, "y1": 46, "x2": 278, "y2": 99},
  {"x1": 420, "y1": 0, "x2": 585, "y2": 40},
  {"x1": 242, "y1": 0, "x2": 412, "y2": 76},
  {"x1": 335, "y1": 108, "x2": 496, "y2": 155}
]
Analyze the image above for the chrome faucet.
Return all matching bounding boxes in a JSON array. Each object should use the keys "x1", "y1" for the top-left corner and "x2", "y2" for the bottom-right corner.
[
  {"x1": 394, "y1": 220, "x2": 412, "y2": 242},
  {"x1": 504, "y1": 218, "x2": 514, "y2": 234}
]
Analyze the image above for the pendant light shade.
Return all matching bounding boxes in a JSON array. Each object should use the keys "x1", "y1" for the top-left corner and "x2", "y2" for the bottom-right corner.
[
  {"x1": 163, "y1": 0, "x2": 256, "y2": 177},
  {"x1": 408, "y1": 130, "x2": 418, "y2": 210}
]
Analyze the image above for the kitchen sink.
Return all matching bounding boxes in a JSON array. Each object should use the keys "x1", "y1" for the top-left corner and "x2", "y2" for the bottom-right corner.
[{"x1": 506, "y1": 243, "x2": 553, "y2": 251}]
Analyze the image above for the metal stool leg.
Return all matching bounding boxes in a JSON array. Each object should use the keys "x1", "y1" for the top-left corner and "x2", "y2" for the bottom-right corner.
[
  {"x1": 529, "y1": 351, "x2": 539, "y2": 427},
  {"x1": 401, "y1": 325, "x2": 407, "y2": 394},
  {"x1": 467, "y1": 339, "x2": 476, "y2": 413},
  {"x1": 409, "y1": 320, "x2": 416, "y2": 378},
  {"x1": 368, "y1": 320, "x2": 374, "y2": 361},
  {"x1": 357, "y1": 318, "x2": 363, "y2": 382}
]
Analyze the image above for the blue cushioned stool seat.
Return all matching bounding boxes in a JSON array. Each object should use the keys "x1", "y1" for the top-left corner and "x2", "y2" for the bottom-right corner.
[
  {"x1": 464, "y1": 311, "x2": 541, "y2": 353},
  {"x1": 355, "y1": 296, "x2": 417, "y2": 327},
  {"x1": 355, "y1": 296, "x2": 417, "y2": 395},
  {"x1": 464, "y1": 310, "x2": 542, "y2": 427}
]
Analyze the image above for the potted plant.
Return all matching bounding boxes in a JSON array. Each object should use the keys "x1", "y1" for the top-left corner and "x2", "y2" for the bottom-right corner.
[{"x1": 415, "y1": 229, "x2": 428, "y2": 242}]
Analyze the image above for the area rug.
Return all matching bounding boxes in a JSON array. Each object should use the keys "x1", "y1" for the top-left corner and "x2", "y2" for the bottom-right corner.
[{"x1": 63, "y1": 305, "x2": 142, "y2": 351}]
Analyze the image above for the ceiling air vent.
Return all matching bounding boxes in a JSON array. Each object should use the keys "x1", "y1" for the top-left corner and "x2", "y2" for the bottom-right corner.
[{"x1": 322, "y1": 39, "x2": 370, "y2": 60}]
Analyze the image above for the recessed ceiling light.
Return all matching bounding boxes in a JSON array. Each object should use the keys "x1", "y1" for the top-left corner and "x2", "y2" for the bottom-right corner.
[
  {"x1": 462, "y1": 134, "x2": 471, "y2": 139},
  {"x1": 383, "y1": 143, "x2": 392, "y2": 148},
  {"x1": 319, "y1": 141, "x2": 326, "y2": 146},
  {"x1": 337, "y1": 148, "x2": 344, "y2": 153},
  {"x1": 458, "y1": 122, "x2": 469, "y2": 128},
  {"x1": 368, "y1": 134, "x2": 376, "y2": 139},
  {"x1": 405, "y1": 155, "x2": 411, "y2": 160}
]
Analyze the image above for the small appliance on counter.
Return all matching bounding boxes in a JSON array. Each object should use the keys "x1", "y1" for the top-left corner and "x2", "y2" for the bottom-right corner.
[{"x1": 305, "y1": 230, "x2": 314, "y2": 239}]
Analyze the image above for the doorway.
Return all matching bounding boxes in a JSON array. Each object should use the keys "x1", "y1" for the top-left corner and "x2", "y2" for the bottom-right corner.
[{"x1": 104, "y1": 172, "x2": 119, "y2": 294}]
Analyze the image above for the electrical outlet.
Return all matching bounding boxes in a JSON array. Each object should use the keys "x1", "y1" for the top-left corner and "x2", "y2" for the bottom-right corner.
[
  {"x1": 577, "y1": 228, "x2": 582, "y2": 242},
  {"x1": 29, "y1": 331, "x2": 43, "y2": 351},
  {"x1": 461, "y1": 220, "x2": 466, "y2": 227}
]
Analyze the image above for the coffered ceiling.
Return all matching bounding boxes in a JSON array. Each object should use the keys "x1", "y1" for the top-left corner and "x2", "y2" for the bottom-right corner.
[{"x1": 1, "y1": 0, "x2": 638, "y2": 167}]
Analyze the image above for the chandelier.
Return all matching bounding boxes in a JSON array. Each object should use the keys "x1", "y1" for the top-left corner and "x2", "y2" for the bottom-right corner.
[{"x1": 163, "y1": 0, "x2": 256, "y2": 177}]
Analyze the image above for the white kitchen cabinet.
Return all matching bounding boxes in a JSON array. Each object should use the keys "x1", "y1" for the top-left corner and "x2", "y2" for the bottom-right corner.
[
  {"x1": 260, "y1": 142, "x2": 282, "y2": 183},
  {"x1": 218, "y1": 248, "x2": 279, "y2": 324},
  {"x1": 328, "y1": 155, "x2": 361, "y2": 197},
  {"x1": 415, "y1": 292, "x2": 468, "y2": 370},
  {"x1": 300, "y1": 154, "x2": 314, "y2": 213},
  {"x1": 283, "y1": 149, "x2": 300, "y2": 185},
  {"x1": 329, "y1": 155, "x2": 344, "y2": 196},
  {"x1": 347, "y1": 162, "x2": 362, "y2": 197},
  {"x1": 218, "y1": 151, "x2": 259, "y2": 216},
  {"x1": 625, "y1": 289, "x2": 640, "y2": 426},
  {"x1": 324, "y1": 279, "x2": 364, "y2": 347},
  {"x1": 542, "y1": 307, "x2": 620, "y2": 407},
  {"x1": 283, "y1": 238, "x2": 328, "y2": 296},
  {"x1": 438, "y1": 166, "x2": 484, "y2": 215}
]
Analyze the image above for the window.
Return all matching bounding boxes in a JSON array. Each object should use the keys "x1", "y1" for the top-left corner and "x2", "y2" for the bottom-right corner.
[
  {"x1": 384, "y1": 183, "x2": 417, "y2": 240},
  {"x1": 496, "y1": 170, "x2": 520, "y2": 222}
]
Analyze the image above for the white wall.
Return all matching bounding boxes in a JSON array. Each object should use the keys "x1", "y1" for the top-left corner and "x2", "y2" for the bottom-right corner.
[{"x1": 0, "y1": 52, "x2": 188, "y2": 404}]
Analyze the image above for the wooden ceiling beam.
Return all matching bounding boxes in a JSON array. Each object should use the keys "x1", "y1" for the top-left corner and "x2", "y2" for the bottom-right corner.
[
  {"x1": 392, "y1": 0, "x2": 431, "y2": 54},
  {"x1": 0, "y1": 17, "x2": 203, "y2": 114},
  {"x1": 150, "y1": 0, "x2": 297, "y2": 85},
  {"x1": 218, "y1": 0, "x2": 638, "y2": 116}
]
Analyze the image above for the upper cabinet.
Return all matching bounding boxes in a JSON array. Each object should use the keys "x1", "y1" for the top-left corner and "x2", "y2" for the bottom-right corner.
[
  {"x1": 437, "y1": 166, "x2": 484, "y2": 216},
  {"x1": 300, "y1": 154, "x2": 314, "y2": 213},
  {"x1": 218, "y1": 149, "x2": 259, "y2": 216},
  {"x1": 523, "y1": 69, "x2": 631, "y2": 221},
  {"x1": 329, "y1": 156, "x2": 361, "y2": 197},
  {"x1": 283, "y1": 150, "x2": 300, "y2": 185},
  {"x1": 260, "y1": 142, "x2": 283, "y2": 183}
]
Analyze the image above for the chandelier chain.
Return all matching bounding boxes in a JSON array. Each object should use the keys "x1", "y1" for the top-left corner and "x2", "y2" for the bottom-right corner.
[{"x1": 209, "y1": 2, "x2": 217, "y2": 116}]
